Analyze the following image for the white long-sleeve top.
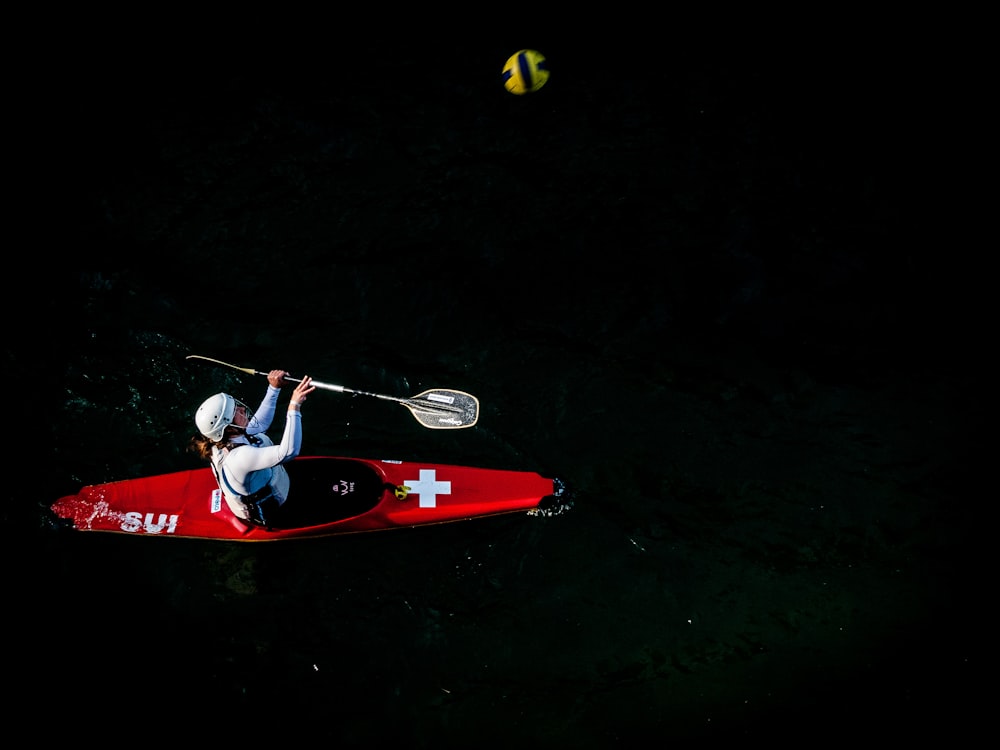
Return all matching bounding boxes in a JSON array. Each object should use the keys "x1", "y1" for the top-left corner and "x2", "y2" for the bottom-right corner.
[{"x1": 210, "y1": 384, "x2": 303, "y2": 521}]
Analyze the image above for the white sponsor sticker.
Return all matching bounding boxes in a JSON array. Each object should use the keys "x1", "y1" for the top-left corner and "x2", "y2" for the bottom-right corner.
[{"x1": 426, "y1": 393, "x2": 455, "y2": 405}]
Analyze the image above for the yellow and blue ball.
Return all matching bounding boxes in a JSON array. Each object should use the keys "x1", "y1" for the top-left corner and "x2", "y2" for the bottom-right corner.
[{"x1": 502, "y1": 49, "x2": 549, "y2": 95}]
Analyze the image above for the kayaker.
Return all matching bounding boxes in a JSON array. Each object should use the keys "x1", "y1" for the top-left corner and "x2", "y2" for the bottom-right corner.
[{"x1": 188, "y1": 370, "x2": 316, "y2": 526}]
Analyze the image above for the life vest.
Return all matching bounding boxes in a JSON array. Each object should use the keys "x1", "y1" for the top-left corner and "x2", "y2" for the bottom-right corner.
[{"x1": 211, "y1": 436, "x2": 289, "y2": 526}]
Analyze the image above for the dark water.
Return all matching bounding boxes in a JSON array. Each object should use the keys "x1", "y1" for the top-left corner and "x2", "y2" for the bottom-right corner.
[{"x1": 14, "y1": 38, "x2": 986, "y2": 743}]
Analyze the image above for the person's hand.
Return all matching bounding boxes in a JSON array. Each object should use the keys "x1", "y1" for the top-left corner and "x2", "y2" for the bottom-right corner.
[
  {"x1": 267, "y1": 369, "x2": 289, "y2": 388},
  {"x1": 290, "y1": 375, "x2": 316, "y2": 408}
]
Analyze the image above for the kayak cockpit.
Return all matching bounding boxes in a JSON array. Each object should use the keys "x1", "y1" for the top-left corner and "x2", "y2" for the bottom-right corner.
[{"x1": 266, "y1": 457, "x2": 387, "y2": 529}]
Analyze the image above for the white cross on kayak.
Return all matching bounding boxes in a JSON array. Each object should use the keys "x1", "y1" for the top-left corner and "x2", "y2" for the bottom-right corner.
[{"x1": 405, "y1": 469, "x2": 452, "y2": 508}]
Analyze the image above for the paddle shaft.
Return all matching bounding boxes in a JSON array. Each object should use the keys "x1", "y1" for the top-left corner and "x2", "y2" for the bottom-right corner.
[{"x1": 281, "y1": 374, "x2": 408, "y2": 406}]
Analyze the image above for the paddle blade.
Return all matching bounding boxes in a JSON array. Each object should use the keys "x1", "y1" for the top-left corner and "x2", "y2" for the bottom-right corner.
[{"x1": 404, "y1": 389, "x2": 479, "y2": 429}]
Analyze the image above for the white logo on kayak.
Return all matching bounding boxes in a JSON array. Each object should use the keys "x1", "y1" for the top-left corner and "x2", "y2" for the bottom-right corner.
[
  {"x1": 404, "y1": 469, "x2": 452, "y2": 508},
  {"x1": 120, "y1": 511, "x2": 180, "y2": 534}
]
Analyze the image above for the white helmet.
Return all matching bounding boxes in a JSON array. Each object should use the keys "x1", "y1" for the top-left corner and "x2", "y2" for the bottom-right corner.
[{"x1": 195, "y1": 393, "x2": 237, "y2": 442}]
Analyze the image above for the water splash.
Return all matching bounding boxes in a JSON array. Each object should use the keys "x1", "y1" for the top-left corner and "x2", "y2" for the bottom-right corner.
[{"x1": 528, "y1": 477, "x2": 575, "y2": 517}]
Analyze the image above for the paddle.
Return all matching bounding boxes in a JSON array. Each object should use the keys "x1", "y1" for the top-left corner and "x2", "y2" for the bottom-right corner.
[{"x1": 186, "y1": 355, "x2": 479, "y2": 429}]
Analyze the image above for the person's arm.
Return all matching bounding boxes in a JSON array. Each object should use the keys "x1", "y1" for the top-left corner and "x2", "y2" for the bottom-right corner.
[
  {"x1": 228, "y1": 417, "x2": 302, "y2": 473},
  {"x1": 230, "y1": 375, "x2": 317, "y2": 472},
  {"x1": 248, "y1": 370, "x2": 288, "y2": 434}
]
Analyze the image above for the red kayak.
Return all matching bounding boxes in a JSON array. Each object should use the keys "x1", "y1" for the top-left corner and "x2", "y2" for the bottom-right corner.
[{"x1": 51, "y1": 456, "x2": 566, "y2": 541}]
